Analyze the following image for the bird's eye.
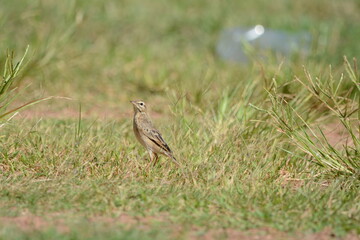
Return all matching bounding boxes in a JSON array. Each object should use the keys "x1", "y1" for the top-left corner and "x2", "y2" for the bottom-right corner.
[{"x1": 140, "y1": 102, "x2": 144, "y2": 106}]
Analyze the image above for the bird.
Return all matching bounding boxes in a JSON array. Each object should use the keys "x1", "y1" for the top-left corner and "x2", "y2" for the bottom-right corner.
[{"x1": 130, "y1": 100, "x2": 179, "y2": 167}]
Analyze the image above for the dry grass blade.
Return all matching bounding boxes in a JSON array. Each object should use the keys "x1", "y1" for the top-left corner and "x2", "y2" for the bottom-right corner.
[{"x1": 261, "y1": 63, "x2": 360, "y2": 176}]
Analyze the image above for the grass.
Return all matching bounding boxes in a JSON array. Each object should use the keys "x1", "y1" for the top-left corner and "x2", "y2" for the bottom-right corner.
[
  {"x1": 0, "y1": 46, "x2": 54, "y2": 124},
  {"x1": 0, "y1": 0, "x2": 360, "y2": 239}
]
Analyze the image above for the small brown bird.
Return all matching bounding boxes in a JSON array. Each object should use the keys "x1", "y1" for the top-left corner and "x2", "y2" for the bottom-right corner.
[{"x1": 130, "y1": 100, "x2": 179, "y2": 167}]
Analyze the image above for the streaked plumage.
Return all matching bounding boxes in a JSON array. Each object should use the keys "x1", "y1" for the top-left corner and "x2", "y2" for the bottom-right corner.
[{"x1": 131, "y1": 100, "x2": 178, "y2": 167}]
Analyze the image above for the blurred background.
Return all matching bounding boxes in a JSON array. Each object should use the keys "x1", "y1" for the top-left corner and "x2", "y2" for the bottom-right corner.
[
  {"x1": 1, "y1": 1, "x2": 360, "y2": 238},
  {"x1": 1, "y1": 0, "x2": 359, "y2": 118}
]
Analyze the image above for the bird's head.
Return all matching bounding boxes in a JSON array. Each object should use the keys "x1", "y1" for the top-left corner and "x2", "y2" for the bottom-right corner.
[{"x1": 130, "y1": 100, "x2": 147, "y2": 113}]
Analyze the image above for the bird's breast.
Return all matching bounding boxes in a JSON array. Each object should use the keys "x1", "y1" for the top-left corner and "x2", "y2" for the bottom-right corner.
[{"x1": 133, "y1": 117, "x2": 146, "y2": 147}]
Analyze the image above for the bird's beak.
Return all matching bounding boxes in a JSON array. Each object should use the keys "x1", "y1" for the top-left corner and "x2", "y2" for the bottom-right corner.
[{"x1": 130, "y1": 100, "x2": 135, "y2": 105}]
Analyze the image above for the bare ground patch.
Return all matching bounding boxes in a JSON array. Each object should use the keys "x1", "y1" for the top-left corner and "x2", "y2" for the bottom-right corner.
[
  {"x1": 322, "y1": 122, "x2": 354, "y2": 147},
  {"x1": 0, "y1": 214, "x2": 358, "y2": 240},
  {"x1": 18, "y1": 104, "x2": 131, "y2": 119},
  {"x1": 0, "y1": 214, "x2": 69, "y2": 233},
  {"x1": 187, "y1": 227, "x2": 359, "y2": 240},
  {"x1": 16, "y1": 102, "x2": 165, "y2": 120}
]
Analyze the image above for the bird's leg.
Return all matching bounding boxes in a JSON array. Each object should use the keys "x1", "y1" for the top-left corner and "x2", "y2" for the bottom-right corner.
[
  {"x1": 146, "y1": 151, "x2": 155, "y2": 170},
  {"x1": 152, "y1": 154, "x2": 159, "y2": 166}
]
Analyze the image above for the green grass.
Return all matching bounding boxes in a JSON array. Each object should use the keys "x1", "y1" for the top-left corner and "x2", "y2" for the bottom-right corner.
[
  {"x1": 0, "y1": 222, "x2": 167, "y2": 240},
  {"x1": 0, "y1": 0, "x2": 360, "y2": 239}
]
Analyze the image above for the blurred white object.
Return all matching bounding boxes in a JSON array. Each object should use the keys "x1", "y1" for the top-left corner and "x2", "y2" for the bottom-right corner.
[{"x1": 216, "y1": 25, "x2": 312, "y2": 63}]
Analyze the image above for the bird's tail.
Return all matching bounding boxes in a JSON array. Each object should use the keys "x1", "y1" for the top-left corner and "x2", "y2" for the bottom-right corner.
[{"x1": 167, "y1": 153, "x2": 180, "y2": 166}]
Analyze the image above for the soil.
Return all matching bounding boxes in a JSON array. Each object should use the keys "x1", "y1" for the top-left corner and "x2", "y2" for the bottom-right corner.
[
  {"x1": 322, "y1": 122, "x2": 354, "y2": 147},
  {"x1": 0, "y1": 214, "x2": 359, "y2": 240}
]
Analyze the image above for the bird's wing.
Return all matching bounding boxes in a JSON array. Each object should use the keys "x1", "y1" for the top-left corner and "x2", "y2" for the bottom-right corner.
[{"x1": 139, "y1": 121, "x2": 173, "y2": 154}]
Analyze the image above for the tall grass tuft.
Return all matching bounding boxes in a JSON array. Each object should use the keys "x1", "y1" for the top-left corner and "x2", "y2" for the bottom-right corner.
[
  {"x1": 0, "y1": 46, "x2": 52, "y2": 125},
  {"x1": 263, "y1": 57, "x2": 359, "y2": 176}
]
